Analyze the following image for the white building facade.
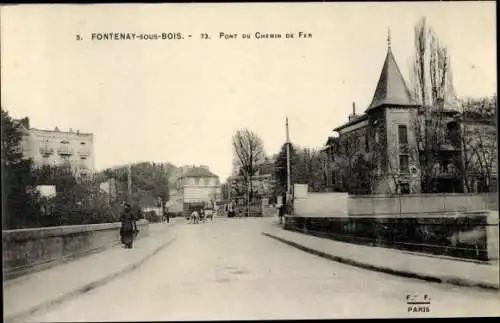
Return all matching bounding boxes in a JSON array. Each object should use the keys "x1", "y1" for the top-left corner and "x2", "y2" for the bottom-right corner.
[{"x1": 17, "y1": 118, "x2": 95, "y2": 178}]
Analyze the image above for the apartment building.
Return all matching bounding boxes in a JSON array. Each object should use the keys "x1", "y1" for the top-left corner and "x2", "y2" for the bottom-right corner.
[{"x1": 17, "y1": 118, "x2": 95, "y2": 178}]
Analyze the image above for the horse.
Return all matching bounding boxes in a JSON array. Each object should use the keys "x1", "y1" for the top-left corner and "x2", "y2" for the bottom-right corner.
[
  {"x1": 204, "y1": 208, "x2": 215, "y2": 223},
  {"x1": 188, "y1": 210, "x2": 200, "y2": 224}
]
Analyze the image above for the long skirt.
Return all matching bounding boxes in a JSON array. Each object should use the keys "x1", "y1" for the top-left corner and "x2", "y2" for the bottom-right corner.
[{"x1": 120, "y1": 222, "x2": 135, "y2": 246}]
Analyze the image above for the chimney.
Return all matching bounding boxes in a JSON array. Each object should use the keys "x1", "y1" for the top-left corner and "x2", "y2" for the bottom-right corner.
[
  {"x1": 76, "y1": 129, "x2": 80, "y2": 134},
  {"x1": 54, "y1": 126, "x2": 59, "y2": 132},
  {"x1": 20, "y1": 117, "x2": 30, "y2": 129},
  {"x1": 69, "y1": 128, "x2": 73, "y2": 133},
  {"x1": 348, "y1": 102, "x2": 357, "y2": 121}
]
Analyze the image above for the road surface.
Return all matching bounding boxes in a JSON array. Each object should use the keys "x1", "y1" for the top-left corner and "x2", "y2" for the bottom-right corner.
[{"x1": 26, "y1": 217, "x2": 499, "y2": 321}]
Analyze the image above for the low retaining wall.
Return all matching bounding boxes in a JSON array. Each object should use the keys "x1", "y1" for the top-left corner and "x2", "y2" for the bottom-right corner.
[
  {"x1": 2, "y1": 220, "x2": 150, "y2": 280},
  {"x1": 284, "y1": 211, "x2": 499, "y2": 262},
  {"x1": 294, "y1": 192, "x2": 349, "y2": 217},
  {"x1": 293, "y1": 192, "x2": 498, "y2": 218},
  {"x1": 348, "y1": 193, "x2": 498, "y2": 216}
]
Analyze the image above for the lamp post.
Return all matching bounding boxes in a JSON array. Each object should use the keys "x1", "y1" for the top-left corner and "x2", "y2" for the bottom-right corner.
[{"x1": 286, "y1": 117, "x2": 291, "y2": 214}]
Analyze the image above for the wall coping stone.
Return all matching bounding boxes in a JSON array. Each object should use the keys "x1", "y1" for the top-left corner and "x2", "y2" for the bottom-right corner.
[
  {"x1": 2, "y1": 219, "x2": 149, "y2": 242},
  {"x1": 287, "y1": 211, "x2": 497, "y2": 221},
  {"x1": 347, "y1": 193, "x2": 496, "y2": 199}
]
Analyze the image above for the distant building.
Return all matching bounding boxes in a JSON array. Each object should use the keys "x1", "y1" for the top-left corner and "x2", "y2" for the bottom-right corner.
[
  {"x1": 228, "y1": 161, "x2": 276, "y2": 201},
  {"x1": 16, "y1": 117, "x2": 95, "y2": 178},
  {"x1": 174, "y1": 165, "x2": 221, "y2": 215}
]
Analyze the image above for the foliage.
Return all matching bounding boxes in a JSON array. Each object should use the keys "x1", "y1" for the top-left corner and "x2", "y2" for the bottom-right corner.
[
  {"x1": 96, "y1": 161, "x2": 173, "y2": 209},
  {"x1": 458, "y1": 95, "x2": 498, "y2": 192},
  {"x1": 274, "y1": 142, "x2": 300, "y2": 196},
  {"x1": 1, "y1": 108, "x2": 41, "y2": 229},
  {"x1": 274, "y1": 143, "x2": 331, "y2": 195},
  {"x1": 231, "y1": 128, "x2": 266, "y2": 202},
  {"x1": 30, "y1": 164, "x2": 122, "y2": 227}
]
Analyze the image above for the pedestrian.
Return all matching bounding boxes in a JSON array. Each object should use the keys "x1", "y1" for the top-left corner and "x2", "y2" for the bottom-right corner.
[
  {"x1": 164, "y1": 207, "x2": 170, "y2": 223},
  {"x1": 213, "y1": 202, "x2": 219, "y2": 218},
  {"x1": 120, "y1": 203, "x2": 136, "y2": 249},
  {"x1": 227, "y1": 201, "x2": 235, "y2": 218},
  {"x1": 200, "y1": 208, "x2": 205, "y2": 223}
]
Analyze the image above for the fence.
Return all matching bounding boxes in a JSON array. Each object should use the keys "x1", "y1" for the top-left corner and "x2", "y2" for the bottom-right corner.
[{"x1": 284, "y1": 211, "x2": 498, "y2": 262}]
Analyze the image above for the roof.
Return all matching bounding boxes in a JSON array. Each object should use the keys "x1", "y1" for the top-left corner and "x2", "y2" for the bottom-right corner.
[
  {"x1": 333, "y1": 114, "x2": 368, "y2": 132},
  {"x1": 325, "y1": 136, "x2": 338, "y2": 145},
  {"x1": 366, "y1": 47, "x2": 416, "y2": 112},
  {"x1": 181, "y1": 167, "x2": 218, "y2": 178}
]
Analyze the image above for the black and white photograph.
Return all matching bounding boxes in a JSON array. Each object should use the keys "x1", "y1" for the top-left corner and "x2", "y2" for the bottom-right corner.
[{"x1": 1, "y1": 2, "x2": 498, "y2": 321}]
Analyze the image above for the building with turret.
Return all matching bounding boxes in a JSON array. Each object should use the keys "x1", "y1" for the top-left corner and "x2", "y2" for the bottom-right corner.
[{"x1": 323, "y1": 34, "x2": 495, "y2": 195}]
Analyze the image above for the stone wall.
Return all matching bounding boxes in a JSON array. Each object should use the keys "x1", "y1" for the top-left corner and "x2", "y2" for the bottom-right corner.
[
  {"x1": 293, "y1": 192, "x2": 498, "y2": 218},
  {"x1": 2, "y1": 220, "x2": 149, "y2": 280},
  {"x1": 347, "y1": 193, "x2": 498, "y2": 216},
  {"x1": 293, "y1": 192, "x2": 349, "y2": 217}
]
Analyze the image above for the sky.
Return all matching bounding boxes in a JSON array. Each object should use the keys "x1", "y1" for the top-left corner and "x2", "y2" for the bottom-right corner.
[{"x1": 1, "y1": 2, "x2": 496, "y2": 181}]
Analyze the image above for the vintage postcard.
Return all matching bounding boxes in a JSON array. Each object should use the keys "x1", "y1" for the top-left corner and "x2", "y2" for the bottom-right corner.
[{"x1": 1, "y1": 2, "x2": 498, "y2": 322}]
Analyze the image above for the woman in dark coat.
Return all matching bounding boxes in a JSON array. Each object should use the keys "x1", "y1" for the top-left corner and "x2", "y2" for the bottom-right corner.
[{"x1": 120, "y1": 203, "x2": 136, "y2": 249}]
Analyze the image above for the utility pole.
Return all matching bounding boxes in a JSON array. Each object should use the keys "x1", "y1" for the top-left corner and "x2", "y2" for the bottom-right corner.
[
  {"x1": 127, "y1": 164, "x2": 132, "y2": 203},
  {"x1": 286, "y1": 117, "x2": 291, "y2": 213}
]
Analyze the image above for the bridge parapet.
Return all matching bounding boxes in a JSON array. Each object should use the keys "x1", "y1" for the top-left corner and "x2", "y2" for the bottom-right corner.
[
  {"x1": 284, "y1": 211, "x2": 498, "y2": 262},
  {"x1": 2, "y1": 220, "x2": 149, "y2": 281}
]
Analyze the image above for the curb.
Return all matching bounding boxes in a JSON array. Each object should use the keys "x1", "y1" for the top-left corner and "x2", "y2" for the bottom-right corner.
[
  {"x1": 262, "y1": 232, "x2": 500, "y2": 292},
  {"x1": 5, "y1": 233, "x2": 178, "y2": 323}
]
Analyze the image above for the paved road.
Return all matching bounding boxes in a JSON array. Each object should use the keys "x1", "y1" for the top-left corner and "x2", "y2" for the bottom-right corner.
[{"x1": 26, "y1": 218, "x2": 499, "y2": 321}]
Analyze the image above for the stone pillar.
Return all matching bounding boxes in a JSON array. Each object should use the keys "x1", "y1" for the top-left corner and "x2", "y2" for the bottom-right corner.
[{"x1": 486, "y1": 211, "x2": 499, "y2": 261}]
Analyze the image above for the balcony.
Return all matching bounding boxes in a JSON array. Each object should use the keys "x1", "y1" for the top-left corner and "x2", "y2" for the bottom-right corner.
[
  {"x1": 39, "y1": 146, "x2": 54, "y2": 156},
  {"x1": 77, "y1": 147, "x2": 90, "y2": 157},
  {"x1": 79, "y1": 163, "x2": 89, "y2": 170},
  {"x1": 57, "y1": 146, "x2": 74, "y2": 156}
]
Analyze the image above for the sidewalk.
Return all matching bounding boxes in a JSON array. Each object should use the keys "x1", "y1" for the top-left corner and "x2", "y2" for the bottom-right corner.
[
  {"x1": 263, "y1": 219, "x2": 499, "y2": 291},
  {"x1": 3, "y1": 221, "x2": 178, "y2": 323}
]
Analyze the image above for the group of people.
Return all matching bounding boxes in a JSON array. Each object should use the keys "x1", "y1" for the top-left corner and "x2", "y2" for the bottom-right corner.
[{"x1": 188, "y1": 205, "x2": 217, "y2": 224}]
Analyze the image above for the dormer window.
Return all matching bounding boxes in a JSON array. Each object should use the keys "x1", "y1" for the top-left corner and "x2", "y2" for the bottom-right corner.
[
  {"x1": 80, "y1": 142, "x2": 86, "y2": 145},
  {"x1": 61, "y1": 140, "x2": 69, "y2": 144}
]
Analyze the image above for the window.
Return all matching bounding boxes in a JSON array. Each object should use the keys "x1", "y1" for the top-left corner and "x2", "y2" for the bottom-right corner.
[
  {"x1": 400, "y1": 182, "x2": 410, "y2": 194},
  {"x1": 80, "y1": 142, "x2": 86, "y2": 145},
  {"x1": 398, "y1": 125, "x2": 408, "y2": 145},
  {"x1": 399, "y1": 155, "x2": 409, "y2": 173}
]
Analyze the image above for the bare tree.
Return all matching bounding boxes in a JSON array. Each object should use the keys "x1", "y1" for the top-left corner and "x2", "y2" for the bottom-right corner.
[
  {"x1": 408, "y1": 17, "x2": 459, "y2": 193},
  {"x1": 294, "y1": 147, "x2": 326, "y2": 192},
  {"x1": 458, "y1": 96, "x2": 498, "y2": 192},
  {"x1": 231, "y1": 128, "x2": 266, "y2": 204},
  {"x1": 411, "y1": 17, "x2": 455, "y2": 108}
]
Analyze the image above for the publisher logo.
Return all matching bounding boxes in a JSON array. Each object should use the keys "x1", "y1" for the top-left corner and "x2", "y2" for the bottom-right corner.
[{"x1": 406, "y1": 293, "x2": 431, "y2": 313}]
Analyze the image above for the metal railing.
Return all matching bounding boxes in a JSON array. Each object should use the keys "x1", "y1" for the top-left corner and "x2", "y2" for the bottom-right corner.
[{"x1": 283, "y1": 214, "x2": 492, "y2": 262}]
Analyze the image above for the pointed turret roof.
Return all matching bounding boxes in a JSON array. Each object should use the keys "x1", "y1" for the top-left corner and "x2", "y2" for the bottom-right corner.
[{"x1": 366, "y1": 44, "x2": 415, "y2": 112}]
